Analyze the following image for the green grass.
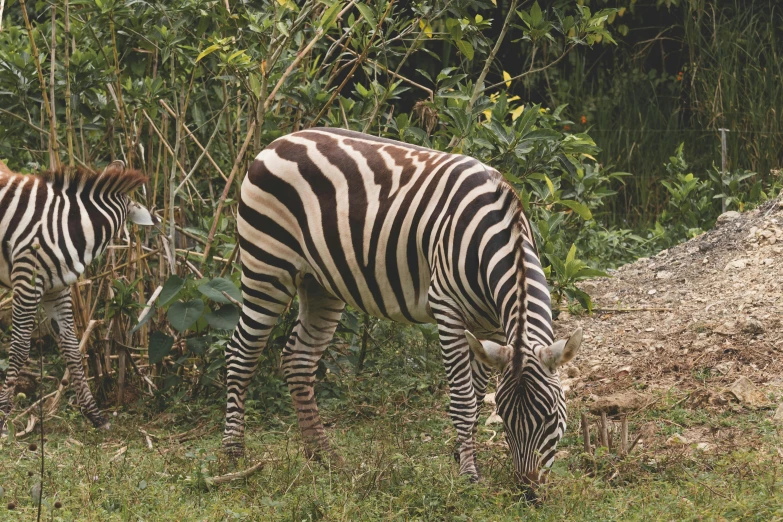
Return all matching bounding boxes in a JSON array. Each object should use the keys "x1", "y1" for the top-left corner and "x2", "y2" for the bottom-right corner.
[{"x1": 2, "y1": 385, "x2": 783, "y2": 521}]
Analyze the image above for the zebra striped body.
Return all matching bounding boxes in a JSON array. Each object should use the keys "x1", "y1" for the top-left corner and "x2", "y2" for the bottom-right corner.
[
  {"x1": 224, "y1": 128, "x2": 581, "y2": 488},
  {"x1": 0, "y1": 162, "x2": 152, "y2": 432}
]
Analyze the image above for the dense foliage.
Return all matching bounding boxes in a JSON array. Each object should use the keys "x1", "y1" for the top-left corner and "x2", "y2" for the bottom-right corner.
[{"x1": 0, "y1": 0, "x2": 780, "y2": 407}]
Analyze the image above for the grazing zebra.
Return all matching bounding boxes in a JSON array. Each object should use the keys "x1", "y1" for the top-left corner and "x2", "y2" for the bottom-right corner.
[
  {"x1": 0, "y1": 162, "x2": 154, "y2": 433},
  {"x1": 223, "y1": 128, "x2": 582, "y2": 489}
]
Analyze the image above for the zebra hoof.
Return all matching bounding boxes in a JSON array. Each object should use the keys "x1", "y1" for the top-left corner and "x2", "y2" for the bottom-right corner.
[{"x1": 222, "y1": 442, "x2": 246, "y2": 460}]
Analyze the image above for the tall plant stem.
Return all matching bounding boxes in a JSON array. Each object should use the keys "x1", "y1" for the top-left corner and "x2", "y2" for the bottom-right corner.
[
  {"x1": 19, "y1": 0, "x2": 60, "y2": 169},
  {"x1": 447, "y1": 0, "x2": 518, "y2": 149},
  {"x1": 200, "y1": 120, "x2": 257, "y2": 267},
  {"x1": 467, "y1": 0, "x2": 518, "y2": 110},
  {"x1": 63, "y1": 0, "x2": 75, "y2": 166},
  {"x1": 311, "y1": 1, "x2": 395, "y2": 126}
]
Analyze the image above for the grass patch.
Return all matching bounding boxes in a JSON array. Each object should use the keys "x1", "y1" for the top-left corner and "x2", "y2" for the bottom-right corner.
[{"x1": 1, "y1": 385, "x2": 782, "y2": 521}]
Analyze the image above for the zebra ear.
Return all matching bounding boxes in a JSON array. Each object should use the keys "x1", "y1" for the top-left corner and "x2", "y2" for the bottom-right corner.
[
  {"x1": 128, "y1": 202, "x2": 156, "y2": 226},
  {"x1": 538, "y1": 328, "x2": 582, "y2": 371},
  {"x1": 465, "y1": 330, "x2": 512, "y2": 370}
]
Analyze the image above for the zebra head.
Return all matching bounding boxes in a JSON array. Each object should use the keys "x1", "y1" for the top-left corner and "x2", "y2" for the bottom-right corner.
[
  {"x1": 96, "y1": 161, "x2": 157, "y2": 227},
  {"x1": 465, "y1": 328, "x2": 583, "y2": 494}
]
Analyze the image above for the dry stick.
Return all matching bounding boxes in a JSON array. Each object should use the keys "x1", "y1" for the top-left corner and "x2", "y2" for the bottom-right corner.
[
  {"x1": 19, "y1": 0, "x2": 59, "y2": 169},
  {"x1": 200, "y1": 120, "x2": 257, "y2": 267},
  {"x1": 158, "y1": 100, "x2": 228, "y2": 181},
  {"x1": 620, "y1": 415, "x2": 629, "y2": 456},
  {"x1": 311, "y1": 1, "x2": 395, "y2": 125},
  {"x1": 174, "y1": 111, "x2": 226, "y2": 194},
  {"x1": 206, "y1": 461, "x2": 265, "y2": 486},
  {"x1": 141, "y1": 110, "x2": 190, "y2": 177},
  {"x1": 11, "y1": 391, "x2": 57, "y2": 424},
  {"x1": 599, "y1": 412, "x2": 609, "y2": 448},
  {"x1": 263, "y1": 25, "x2": 327, "y2": 111},
  {"x1": 584, "y1": 307, "x2": 673, "y2": 313},
  {"x1": 480, "y1": 43, "x2": 576, "y2": 94},
  {"x1": 627, "y1": 432, "x2": 644, "y2": 454},
  {"x1": 446, "y1": 0, "x2": 518, "y2": 150},
  {"x1": 135, "y1": 285, "x2": 163, "y2": 329},
  {"x1": 63, "y1": 0, "x2": 76, "y2": 167},
  {"x1": 49, "y1": 2, "x2": 57, "y2": 170},
  {"x1": 0, "y1": 0, "x2": 5, "y2": 31},
  {"x1": 218, "y1": 242, "x2": 240, "y2": 278},
  {"x1": 581, "y1": 412, "x2": 592, "y2": 455},
  {"x1": 93, "y1": 248, "x2": 161, "y2": 279}
]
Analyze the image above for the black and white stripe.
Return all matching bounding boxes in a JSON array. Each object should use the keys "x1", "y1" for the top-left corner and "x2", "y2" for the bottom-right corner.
[
  {"x1": 222, "y1": 128, "x2": 582, "y2": 487},
  {"x1": 0, "y1": 162, "x2": 153, "y2": 432}
]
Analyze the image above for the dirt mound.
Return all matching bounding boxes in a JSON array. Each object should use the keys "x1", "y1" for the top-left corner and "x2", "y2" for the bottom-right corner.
[{"x1": 556, "y1": 196, "x2": 783, "y2": 410}]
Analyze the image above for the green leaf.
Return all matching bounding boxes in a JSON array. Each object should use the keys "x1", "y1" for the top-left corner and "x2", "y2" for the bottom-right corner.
[
  {"x1": 186, "y1": 335, "x2": 213, "y2": 355},
  {"x1": 205, "y1": 305, "x2": 240, "y2": 330},
  {"x1": 355, "y1": 3, "x2": 377, "y2": 28},
  {"x1": 455, "y1": 40, "x2": 474, "y2": 60},
  {"x1": 196, "y1": 44, "x2": 221, "y2": 63},
  {"x1": 168, "y1": 300, "x2": 205, "y2": 332},
  {"x1": 159, "y1": 275, "x2": 186, "y2": 307},
  {"x1": 565, "y1": 243, "x2": 577, "y2": 265},
  {"x1": 198, "y1": 277, "x2": 242, "y2": 304},
  {"x1": 559, "y1": 199, "x2": 593, "y2": 220},
  {"x1": 149, "y1": 331, "x2": 174, "y2": 364},
  {"x1": 576, "y1": 267, "x2": 610, "y2": 279},
  {"x1": 319, "y1": 2, "x2": 344, "y2": 30}
]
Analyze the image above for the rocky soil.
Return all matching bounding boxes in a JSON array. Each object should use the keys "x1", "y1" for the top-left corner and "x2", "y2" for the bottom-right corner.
[{"x1": 551, "y1": 196, "x2": 783, "y2": 449}]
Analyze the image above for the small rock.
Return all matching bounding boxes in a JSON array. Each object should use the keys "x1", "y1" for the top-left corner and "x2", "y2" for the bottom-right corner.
[
  {"x1": 713, "y1": 361, "x2": 735, "y2": 375},
  {"x1": 713, "y1": 321, "x2": 737, "y2": 335},
  {"x1": 485, "y1": 412, "x2": 503, "y2": 426},
  {"x1": 648, "y1": 289, "x2": 657, "y2": 295},
  {"x1": 566, "y1": 366, "x2": 581, "y2": 378},
  {"x1": 615, "y1": 366, "x2": 632, "y2": 378},
  {"x1": 695, "y1": 442, "x2": 716, "y2": 453},
  {"x1": 716, "y1": 211, "x2": 741, "y2": 224},
  {"x1": 773, "y1": 404, "x2": 783, "y2": 424},
  {"x1": 655, "y1": 271, "x2": 673, "y2": 280},
  {"x1": 726, "y1": 376, "x2": 771, "y2": 408},
  {"x1": 724, "y1": 258, "x2": 750, "y2": 271},
  {"x1": 588, "y1": 391, "x2": 648, "y2": 415},
  {"x1": 666, "y1": 433, "x2": 689, "y2": 446},
  {"x1": 742, "y1": 317, "x2": 765, "y2": 336},
  {"x1": 483, "y1": 392, "x2": 496, "y2": 406}
]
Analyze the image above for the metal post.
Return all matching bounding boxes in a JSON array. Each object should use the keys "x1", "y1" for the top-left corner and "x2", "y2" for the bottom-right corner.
[{"x1": 718, "y1": 128, "x2": 730, "y2": 213}]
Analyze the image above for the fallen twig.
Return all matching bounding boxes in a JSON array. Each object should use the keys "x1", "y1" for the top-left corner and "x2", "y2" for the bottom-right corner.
[{"x1": 205, "y1": 460, "x2": 264, "y2": 486}]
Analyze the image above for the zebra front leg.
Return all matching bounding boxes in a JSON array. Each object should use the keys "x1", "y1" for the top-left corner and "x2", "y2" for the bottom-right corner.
[
  {"x1": 431, "y1": 304, "x2": 481, "y2": 483},
  {"x1": 0, "y1": 274, "x2": 43, "y2": 435},
  {"x1": 282, "y1": 275, "x2": 344, "y2": 463},
  {"x1": 42, "y1": 290, "x2": 108, "y2": 430},
  {"x1": 222, "y1": 277, "x2": 293, "y2": 458}
]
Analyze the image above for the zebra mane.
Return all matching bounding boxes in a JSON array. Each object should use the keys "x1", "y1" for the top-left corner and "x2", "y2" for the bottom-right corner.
[
  {"x1": 36, "y1": 163, "x2": 148, "y2": 194},
  {"x1": 484, "y1": 168, "x2": 531, "y2": 369}
]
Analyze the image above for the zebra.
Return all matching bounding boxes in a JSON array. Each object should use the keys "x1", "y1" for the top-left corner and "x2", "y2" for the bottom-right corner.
[
  {"x1": 0, "y1": 161, "x2": 154, "y2": 433},
  {"x1": 222, "y1": 128, "x2": 583, "y2": 490}
]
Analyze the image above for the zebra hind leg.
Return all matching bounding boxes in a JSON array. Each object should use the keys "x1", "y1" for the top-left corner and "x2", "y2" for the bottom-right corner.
[
  {"x1": 222, "y1": 273, "x2": 294, "y2": 458},
  {"x1": 0, "y1": 272, "x2": 43, "y2": 435},
  {"x1": 42, "y1": 290, "x2": 109, "y2": 430},
  {"x1": 282, "y1": 274, "x2": 345, "y2": 463}
]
